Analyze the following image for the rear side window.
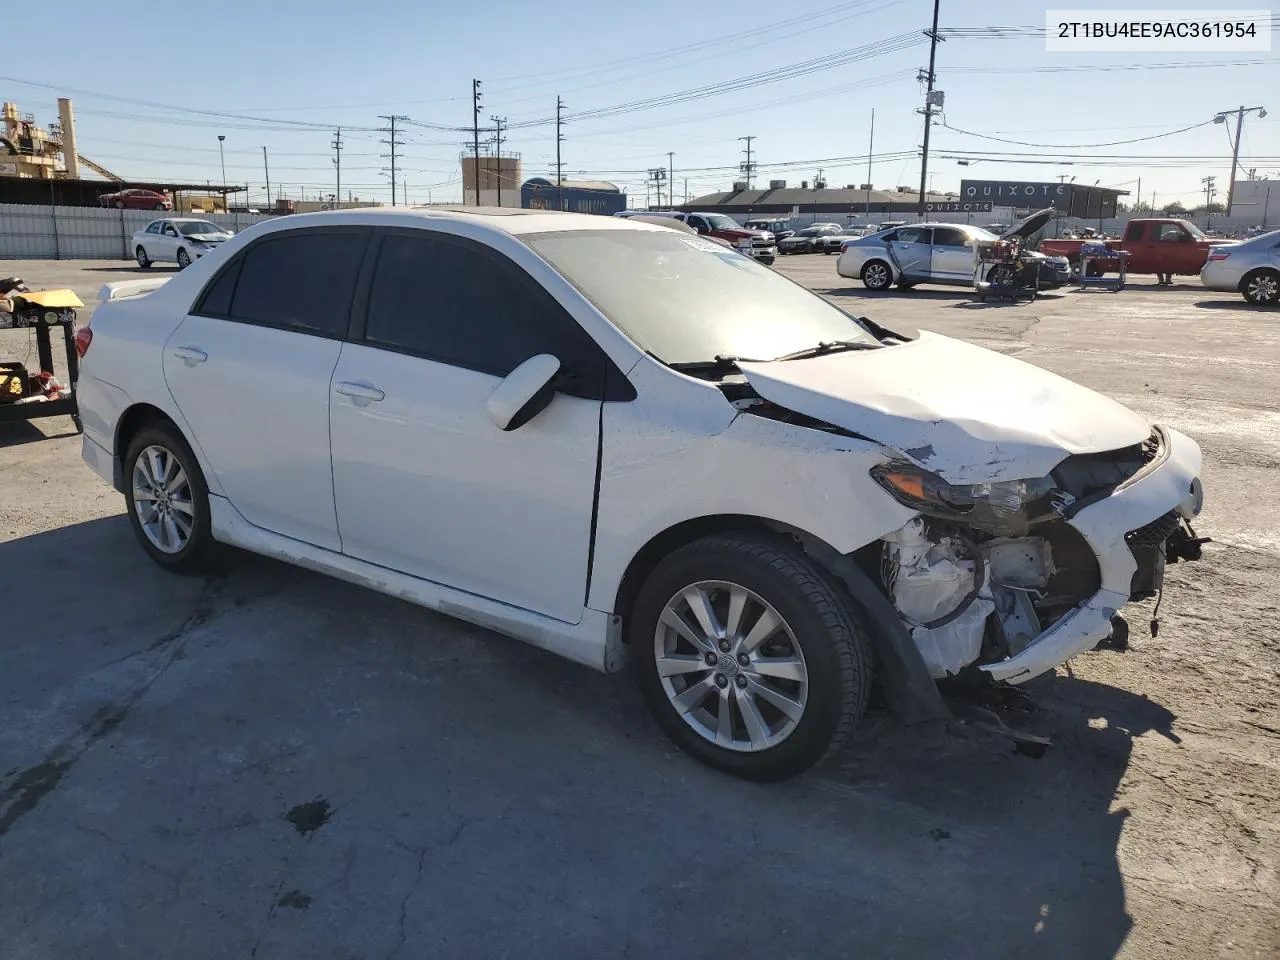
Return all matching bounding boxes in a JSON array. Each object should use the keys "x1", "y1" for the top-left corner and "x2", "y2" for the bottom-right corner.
[
  {"x1": 1124, "y1": 222, "x2": 1146, "y2": 242},
  {"x1": 896, "y1": 227, "x2": 931, "y2": 244},
  {"x1": 363, "y1": 232, "x2": 610, "y2": 397},
  {"x1": 195, "y1": 260, "x2": 241, "y2": 317},
  {"x1": 225, "y1": 229, "x2": 368, "y2": 337},
  {"x1": 932, "y1": 227, "x2": 969, "y2": 247}
]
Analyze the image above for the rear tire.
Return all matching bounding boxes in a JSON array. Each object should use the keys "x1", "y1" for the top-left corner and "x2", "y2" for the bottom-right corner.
[
  {"x1": 630, "y1": 534, "x2": 873, "y2": 781},
  {"x1": 135, "y1": 246, "x2": 151, "y2": 269},
  {"x1": 861, "y1": 260, "x2": 892, "y2": 290},
  {"x1": 123, "y1": 423, "x2": 219, "y2": 574},
  {"x1": 1241, "y1": 268, "x2": 1280, "y2": 306}
]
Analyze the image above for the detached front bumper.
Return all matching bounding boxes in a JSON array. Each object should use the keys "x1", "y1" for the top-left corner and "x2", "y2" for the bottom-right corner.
[{"x1": 981, "y1": 426, "x2": 1204, "y2": 684}]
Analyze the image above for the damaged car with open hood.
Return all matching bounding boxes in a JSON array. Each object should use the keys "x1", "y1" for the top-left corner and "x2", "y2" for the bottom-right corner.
[{"x1": 78, "y1": 209, "x2": 1207, "y2": 783}]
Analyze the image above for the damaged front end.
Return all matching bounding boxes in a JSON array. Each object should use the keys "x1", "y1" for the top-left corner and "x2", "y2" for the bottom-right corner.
[{"x1": 872, "y1": 427, "x2": 1207, "y2": 685}]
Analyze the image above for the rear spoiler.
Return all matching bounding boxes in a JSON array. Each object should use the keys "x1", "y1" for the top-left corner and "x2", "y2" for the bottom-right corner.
[{"x1": 98, "y1": 277, "x2": 170, "y2": 302}]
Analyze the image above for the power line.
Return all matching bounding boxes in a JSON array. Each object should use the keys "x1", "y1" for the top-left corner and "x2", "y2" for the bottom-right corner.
[{"x1": 939, "y1": 118, "x2": 1218, "y2": 149}]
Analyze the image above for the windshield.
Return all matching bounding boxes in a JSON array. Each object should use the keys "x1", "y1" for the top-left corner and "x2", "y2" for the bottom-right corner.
[
  {"x1": 177, "y1": 221, "x2": 224, "y2": 236},
  {"x1": 524, "y1": 229, "x2": 875, "y2": 365},
  {"x1": 704, "y1": 214, "x2": 742, "y2": 231},
  {"x1": 797, "y1": 227, "x2": 828, "y2": 236}
]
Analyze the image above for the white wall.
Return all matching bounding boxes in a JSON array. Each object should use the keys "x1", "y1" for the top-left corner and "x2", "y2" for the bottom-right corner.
[{"x1": 0, "y1": 204, "x2": 277, "y2": 260}]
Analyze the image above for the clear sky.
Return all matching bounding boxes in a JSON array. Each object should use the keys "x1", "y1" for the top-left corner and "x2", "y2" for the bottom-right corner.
[{"x1": 3, "y1": 0, "x2": 1277, "y2": 208}]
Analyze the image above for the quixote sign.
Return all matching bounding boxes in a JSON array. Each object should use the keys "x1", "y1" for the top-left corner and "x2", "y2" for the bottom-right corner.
[
  {"x1": 925, "y1": 201, "x2": 993, "y2": 213},
  {"x1": 960, "y1": 180, "x2": 1073, "y2": 210}
]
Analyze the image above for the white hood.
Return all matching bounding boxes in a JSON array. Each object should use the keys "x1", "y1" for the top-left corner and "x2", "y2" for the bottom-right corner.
[{"x1": 738, "y1": 331, "x2": 1151, "y2": 483}]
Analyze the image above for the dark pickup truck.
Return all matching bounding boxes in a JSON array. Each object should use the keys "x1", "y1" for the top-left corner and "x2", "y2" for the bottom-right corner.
[{"x1": 1040, "y1": 218, "x2": 1236, "y2": 276}]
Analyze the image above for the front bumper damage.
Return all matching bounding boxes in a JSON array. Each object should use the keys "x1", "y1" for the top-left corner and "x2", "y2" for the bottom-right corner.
[{"x1": 883, "y1": 426, "x2": 1206, "y2": 687}]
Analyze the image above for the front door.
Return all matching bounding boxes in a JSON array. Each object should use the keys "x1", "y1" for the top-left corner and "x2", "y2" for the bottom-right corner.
[
  {"x1": 890, "y1": 226, "x2": 933, "y2": 278},
  {"x1": 162, "y1": 226, "x2": 371, "y2": 551},
  {"x1": 329, "y1": 229, "x2": 611, "y2": 623},
  {"x1": 157, "y1": 222, "x2": 182, "y2": 261},
  {"x1": 929, "y1": 226, "x2": 975, "y2": 282}
]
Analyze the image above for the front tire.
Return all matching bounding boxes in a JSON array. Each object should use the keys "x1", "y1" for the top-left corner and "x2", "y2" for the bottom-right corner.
[
  {"x1": 123, "y1": 423, "x2": 218, "y2": 574},
  {"x1": 135, "y1": 246, "x2": 151, "y2": 269},
  {"x1": 1241, "y1": 268, "x2": 1280, "y2": 306},
  {"x1": 861, "y1": 260, "x2": 892, "y2": 290},
  {"x1": 176, "y1": 248, "x2": 191, "y2": 270},
  {"x1": 630, "y1": 534, "x2": 872, "y2": 781}
]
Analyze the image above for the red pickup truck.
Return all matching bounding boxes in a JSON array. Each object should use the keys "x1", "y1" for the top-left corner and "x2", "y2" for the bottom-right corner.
[{"x1": 1040, "y1": 218, "x2": 1235, "y2": 276}]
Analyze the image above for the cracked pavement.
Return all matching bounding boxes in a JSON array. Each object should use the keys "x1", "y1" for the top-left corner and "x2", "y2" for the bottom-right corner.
[{"x1": 1, "y1": 258, "x2": 1277, "y2": 959}]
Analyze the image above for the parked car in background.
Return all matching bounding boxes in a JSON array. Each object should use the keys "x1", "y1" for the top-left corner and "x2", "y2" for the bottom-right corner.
[
  {"x1": 78, "y1": 207, "x2": 1206, "y2": 781},
  {"x1": 666, "y1": 211, "x2": 777, "y2": 264},
  {"x1": 1199, "y1": 228, "x2": 1280, "y2": 305},
  {"x1": 1040, "y1": 218, "x2": 1237, "y2": 278},
  {"x1": 836, "y1": 212, "x2": 1072, "y2": 291},
  {"x1": 99, "y1": 188, "x2": 172, "y2": 211},
  {"x1": 744, "y1": 217, "x2": 795, "y2": 241},
  {"x1": 778, "y1": 223, "x2": 842, "y2": 255},
  {"x1": 816, "y1": 226, "x2": 868, "y2": 254},
  {"x1": 132, "y1": 218, "x2": 234, "y2": 270}
]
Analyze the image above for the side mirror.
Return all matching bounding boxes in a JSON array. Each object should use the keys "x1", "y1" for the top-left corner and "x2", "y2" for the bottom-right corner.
[{"x1": 486, "y1": 354, "x2": 561, "y2": 431}]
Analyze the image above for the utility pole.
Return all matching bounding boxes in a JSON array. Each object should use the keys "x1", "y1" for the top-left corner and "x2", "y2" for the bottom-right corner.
[
  {"x1": 491, "y1": 115, "x2": 505, "y2": 207},
  {"x1": 916, "y1": 0, "x2": 943, "y2": 218},
  {"x1": 1202, "y1": 175, "x2": 1216, "y2": 229},
  {"x1": 262, "y1": 146, "x2": 271, "y2": 210},
  {"x1": 472, "y1": 80, "x2": 483, "y2": 206},
  {"x1": 738, "y1": 135, "x2": 756, "y2": 189},
  {"x1": 331, "y1": 128, "x2": 343, "y2": 210},
  {"x1": 667, "y1": 151, "x2": 675, "y2": 209},
  {"x1": 1215, "y1": 105, "x2": 1268, "y2": 215},
  {"x1": 1134, "y1": 175, "x2": 1141, "y2": 212},
  {"x1": 555, "y1": 96, "x2": 565, "y2": 211},
  {"x1": 865, "y1": 109, "x2": 874, "y2": 219},
  {"x1": 379, "y1": 115, "x2": 407, "y2": 206}
]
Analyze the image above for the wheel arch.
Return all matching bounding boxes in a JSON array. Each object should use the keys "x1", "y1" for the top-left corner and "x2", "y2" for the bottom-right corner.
[
  {"x1": 1239, "y1": 265, "x2": 1280, "y2": 292},
  {"x1": 113, "y1": 403, "x2": 187, "y2": 490},
  {"x1": 610, "y1": 513, "x2": 857, "y2": 629}
]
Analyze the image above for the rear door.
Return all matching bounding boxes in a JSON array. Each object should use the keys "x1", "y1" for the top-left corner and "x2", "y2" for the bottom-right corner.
[
  {"x1": 163, "y1": 226, "x2": 371, "y2": 551},
  {"x1": 890, "y1": 226, "x2": 933, "y2": 277},
  {"x1": 328, "y1": 228, "x2": 615, "y2": 622},
  {"x1": 1122, "y1": 221, "x2": 1149, "y2": 271},
  {"x1": 929, "y1": 226, "x2": 974, "y2": 281}
]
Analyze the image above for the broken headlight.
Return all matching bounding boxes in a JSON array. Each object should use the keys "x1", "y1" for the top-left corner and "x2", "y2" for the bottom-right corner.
[{"x1": 871, "y1": 463, "x2": 1067, "y2": 536}]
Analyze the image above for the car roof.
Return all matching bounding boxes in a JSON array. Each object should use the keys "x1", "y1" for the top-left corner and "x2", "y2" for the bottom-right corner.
[{"x1": 239, "y1": 206, "x2": 675, "y2": 238}]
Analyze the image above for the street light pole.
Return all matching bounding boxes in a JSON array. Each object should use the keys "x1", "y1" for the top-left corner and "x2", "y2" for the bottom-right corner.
[{"x1": 217, "y1": 135, "x2": 227, "y2": 211}]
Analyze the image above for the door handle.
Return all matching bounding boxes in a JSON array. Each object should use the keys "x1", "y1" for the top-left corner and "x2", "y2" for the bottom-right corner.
[
  {"x1": 172, "y1": 346, "x2": 207, "y2": 365},
  {"x1": 335, "y1": 381, "x2": 385, "y2": 403}
]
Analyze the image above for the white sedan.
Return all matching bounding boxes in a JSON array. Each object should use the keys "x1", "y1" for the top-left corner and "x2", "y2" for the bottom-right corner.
[
  {"x1": 132, "y1": 218, "x2": 234, "y2": 271},
  {"x1": 79, "y1": 208, "x2": 1206, "y2": 780}
]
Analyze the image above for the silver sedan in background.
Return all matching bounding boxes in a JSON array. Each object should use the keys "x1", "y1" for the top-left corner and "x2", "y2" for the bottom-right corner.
[{"x1": 1200, "y1": 229, "x2": 1280, "y2": 305}]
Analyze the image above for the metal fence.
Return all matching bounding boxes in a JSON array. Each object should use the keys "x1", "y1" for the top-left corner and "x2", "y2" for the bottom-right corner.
[{"x1": 0, "y1": 204, "x2": 277, "y2": 260}]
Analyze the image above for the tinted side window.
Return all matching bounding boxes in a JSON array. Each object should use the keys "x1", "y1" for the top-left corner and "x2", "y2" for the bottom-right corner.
[
  {"x1": 1124, "y1": 222, "x2": 1145, "y2": 242},
  {"x1": 364, "y1": 233, "x2": 608, "y2": 397},
  {"x1": 1157, "y1": 224, "x2": 1188, "y2": 242},
  {"x1": 194, "y1": 259, "x2": 241, "y2": 317},
  {"x1": 932, "y1": 227, "x2": 969, "y2": 247},
  {"x1": 228, "y1": 230, "x2": 368, "y2": 337}
]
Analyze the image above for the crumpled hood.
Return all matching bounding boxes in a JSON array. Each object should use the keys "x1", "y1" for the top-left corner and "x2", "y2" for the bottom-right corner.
[{"x1": 738, "y1": 331, "x2": 1151, "y2": 483}]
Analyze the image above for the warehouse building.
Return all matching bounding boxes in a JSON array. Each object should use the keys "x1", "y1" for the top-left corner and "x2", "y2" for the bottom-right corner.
[
  {"x1": 678, "y1": 180, "x2": 976, "y2": 227},
  {"x1": 522, "y1": 178, "x2": 626, "y2": 215}
]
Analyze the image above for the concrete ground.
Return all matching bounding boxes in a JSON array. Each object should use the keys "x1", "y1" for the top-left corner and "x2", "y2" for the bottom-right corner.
[{"x1": 1, "y1": 257, "x2": 1277, "y2": 960}]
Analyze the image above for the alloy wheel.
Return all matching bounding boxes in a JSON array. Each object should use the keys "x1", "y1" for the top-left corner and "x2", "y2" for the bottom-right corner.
[
  {"x1": 864, "y1": 263, "x2": 889, "y2": 289},
  {"x1": 654, "y1": 580, "x2": 809, "y2": 753},
  {"x1": 1245, "y1": 272, "x2": 1279, "y2": 304},
  {"x1": 132, "y1": 444, "x2": 195, "y2": 554}
]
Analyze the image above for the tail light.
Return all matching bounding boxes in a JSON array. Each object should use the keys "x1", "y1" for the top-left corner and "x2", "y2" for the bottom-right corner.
[
  {"x1": 1207, "y1": 251, "x2": 1231, "y2": 261},
  {"x1": 74, "y1": 325, "x2": 93, "y2": 358}
]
